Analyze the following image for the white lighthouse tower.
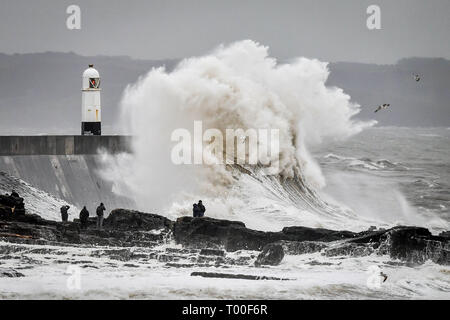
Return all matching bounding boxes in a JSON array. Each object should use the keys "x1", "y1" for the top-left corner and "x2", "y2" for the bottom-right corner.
[{"x1": 81, "y1": 64, "x2": 101, "y2": 135}]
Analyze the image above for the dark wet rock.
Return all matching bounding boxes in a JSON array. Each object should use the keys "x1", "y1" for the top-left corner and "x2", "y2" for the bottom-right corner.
[
  {"x1": 90, "y1": 248, "x2": 135, "y2": 261},
  {"x1": 191, "y1": 271, "x2": 292, "y2": 281},
  {"x1": 104, "y1": 209, "x2": 173, "y2": 231},
  {"x1": 0, "y1": 208, "x2": 172, "y2": 248},
  {"x1": 275, "y1": 240, "x2": 327, "y2": 255},
  {"x1": 0, "y1": 267, "x2": 25, "y2": 277},
  {"x1": 0, "y1": 244, "x2": 28, "y2": 255},
  {"x1": 173, "y1": 217, "x2": 309, "y2": 251},
  {"x1": 282, "y1": 226, "x2": 357, "y2": 242},
  {"x1": 255, "y1": 243, "x2": 284, "y2": 266},
  {"x1": 319, "y1": 226, "x2": 449, "y2": 265},
  {"x1": 0, "y1": 193, "x2": 25, "y2": 215},
  {"x1": 199, "y1": 248, "x2": 225, "y2": 256},
  {"x1": 383, "y1": 261, "x2": 416, "y2": 268},
  {"x1": 305, "y1": 260, "x2": 340, "y2": 266},
  {"x1": 349, "y1": 230, "x2": 388, "y2": 245},
  {"x1": 233, "y1": 256, "x2": 254, "y2": 265},
  {"x1": 15, "y1": 265, "x2": 34, "y2": 270},
  {"x1": 173, "y1": 217, "x2": 360, "y2": 252},
  {"x1": 173, "y1": 216, "x2": 250, "y2": 250},
  {"x1": 378, "y1": 227, "x2": 449, "y2": 265},
  {"x1": 166, "y1": 263, "x2": 214, "y2": 268},
  {"x1": 438, "y1": 231, "x2": 450, "y2": 239},
  {"x1": 1, "y1": 198, "x2": 448, "y2": 266},
  {"x1": 157, "y1": 254, "x2": 182, "y2": 263},
  {"x1": 123, "y1": 263, "x2": 139, "y2": 268},
  {"x1": 165, "y1": 247, "x2": 200, "y2": 255},
  {"x1": 323, "y1": 243, "x2": 375, "y2": 257},
  {"x1": 197, "y1": 255, "x2": 225, "y2": 264}
]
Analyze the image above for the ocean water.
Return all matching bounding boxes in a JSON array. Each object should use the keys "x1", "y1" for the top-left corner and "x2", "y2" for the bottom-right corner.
[
  {"x1": 1, "y1": 41, "x2": 449, "y2": 299},
  {"x1": 314, "y1": 126, "x2": 450, "y2": 233},
  {"x1": 1, "y1": 127, "x2": 449, "y2": 300},
  {"x1": 101, "y1": 41, "x2": 448, "y2": 234}
]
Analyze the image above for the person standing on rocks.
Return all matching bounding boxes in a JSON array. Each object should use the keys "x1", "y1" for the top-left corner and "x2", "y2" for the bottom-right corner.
[
  {"x1": 96, "y1": 203, "x2": 106, "y2": 230},
  {"x1": 60, "y1": 205, "x2": 70, "y2": 222},
  {"x1": 9, "y1": 190, "x2": 25, "y2": 215},
  {"x1": 10, "y1": 190, "x2": 19, "y2": 198},
  {"x1": 193, "y1": 203, "x2": 200, "y2": 217},
  {"x1": 79, "y1": 206, "x2": 90, "y2": 229},
  {"x1": 198, "y1": 200, "x2": 206, "y2": 217}
]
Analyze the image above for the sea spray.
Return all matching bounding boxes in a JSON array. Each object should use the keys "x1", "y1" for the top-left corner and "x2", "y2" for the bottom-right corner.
[{"x1": 100, "y1": 40, "x2": 376, "y2": 230}]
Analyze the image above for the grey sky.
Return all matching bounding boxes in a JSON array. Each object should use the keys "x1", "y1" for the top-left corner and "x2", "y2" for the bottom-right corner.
[{"x1": 0, "y1": 0, "x2": 449, "y2": 64}]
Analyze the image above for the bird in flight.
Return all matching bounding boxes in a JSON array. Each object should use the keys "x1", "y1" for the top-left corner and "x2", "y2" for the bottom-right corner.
[
  {"x1": 413, "y1": 74, "x2": 421, "y2": 82},
  {"x1": 374, "y1": 104, "x2": 390, "y2": 113}
]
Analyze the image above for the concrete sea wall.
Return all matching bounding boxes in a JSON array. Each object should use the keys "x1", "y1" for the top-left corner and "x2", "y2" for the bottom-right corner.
[
  {"x1": 0, "y1": 136, "x2": 135, "y2": 213},
  {"x1": 0, "y1": 135, "x2": 132, "y2": 155}
]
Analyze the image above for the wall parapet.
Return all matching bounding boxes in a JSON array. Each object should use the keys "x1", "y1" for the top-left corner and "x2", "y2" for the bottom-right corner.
[{"x1": 0, "y1": 135, "x2": 132, "y2": 155}]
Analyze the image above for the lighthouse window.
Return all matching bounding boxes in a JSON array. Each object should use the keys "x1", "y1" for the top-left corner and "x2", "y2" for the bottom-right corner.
[{"x1": 89, "y1": 78, "x2": 100, "y2": 88}]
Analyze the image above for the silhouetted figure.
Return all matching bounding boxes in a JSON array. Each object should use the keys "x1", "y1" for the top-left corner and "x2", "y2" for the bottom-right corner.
[
  {"x1": 10, "y1": 190, "x2": 19, "y2": 198},
  {"x1": 0, "y1": 191, "x2": 24, "y2": 215},
  {"x1": 96, "y1": 203, "x2": 106, "y2": 230},
  {"x1": 79, "y1": 206, "x2": 90, "y2": 229},
  {"x1": 193, "y1": 203, "x2": 200, "y2": 217},
  {"x1": 10, "y1": 190, "x2": 25, "y2": 215},
  {"x1": 198, "y1": 200, "x2": 206, "y2": 217},
  {"x1": 60, "y1": 205, "x2": 70, "y2": 222}
]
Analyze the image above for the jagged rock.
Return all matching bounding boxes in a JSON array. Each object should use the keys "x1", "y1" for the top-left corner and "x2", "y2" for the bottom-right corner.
[
  {"x1": 0, "y1": 194, "x2": 25, "y2": 215},
  {"x1": 306, "y1": 260, "x2": 339, "y2": 266},
  {"x1": 439, "y1": 231, "x2": 450, "y2": 239},
  {"x1": 320, "y1": 226, "x2": 449, "y2": 264},
  {"x1": 1, "y1": 197, "x2": 449, "y2": 267},
  {"x1": 255, "y1": 243, "x2": 284, "y2": 266},
  {"x1": 0, "y1": 267, "x2": 25, "y2": 277},
  {"x1": 173, "y1": 216, "x2": 356, "y2": 252},
  {"x1": 379, "y1": 227, "x2": 449, "y2": 265},
  {"x1": 275, "y1": 240, "x2": 327, "y2": 255},
  {"x1": 0, "y1": 208, "x2": 172, "y2": 247},
  {"x1": 191, "y1": 271, "x2": 292, "y2": 281},
  {"x1": 173, "y1": 216, "x2": 250, "y2": 250},
  {"x1": 199, "y1": 248, "x2": 225, "y2": 256},
  {"x1": 323, "y1": 243, "x2": 375, "y2": 257},
  {"x1": 282, "y1": 226, "x2": 356, "y2": 242},
  {"x1": 104, "y1": 209, "x2": 173, "y2": 231}
]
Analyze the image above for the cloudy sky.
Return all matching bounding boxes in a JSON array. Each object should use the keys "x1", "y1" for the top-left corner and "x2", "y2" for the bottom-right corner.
[{"x1": 0, "y1": 0, "x2": 449, "y2": 64}]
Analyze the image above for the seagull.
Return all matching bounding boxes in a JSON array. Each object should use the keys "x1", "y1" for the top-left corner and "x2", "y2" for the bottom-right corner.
[
  {"x1": 374, "y1": 104, "x2": 390, "y2": 113},
  {"x1": 413, "y1": 74, "x2": 421, "y2": 82}
]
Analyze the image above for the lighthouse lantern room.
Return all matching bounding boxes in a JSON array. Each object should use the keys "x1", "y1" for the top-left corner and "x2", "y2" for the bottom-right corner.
[{"x1": 81, "y1": 64, "x2": 101, "y2": 135}]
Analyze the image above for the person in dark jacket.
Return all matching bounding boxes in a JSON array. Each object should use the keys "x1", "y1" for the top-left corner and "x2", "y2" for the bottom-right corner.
[
  {"x1": 193, "y1": 203, "x2": 200, "y2": 217},
  {"x1": 10, "y1": 190, "x2": 25, "y2": 215},
  {"x1": 197, "y1": 200, "x2": 206, "y2": 217},
  {"x1": 60, "y1": 205, "x2": 70, "y2": 222},
  {"x1": 10, "y1": 190, "x2": 19, "y2": 198},
  {"x1": 96, "y1": 203, "x2": 106, "y2": 230},
  {"x1": 79, "y1": 206, "x2": 89, "y2": 229}
]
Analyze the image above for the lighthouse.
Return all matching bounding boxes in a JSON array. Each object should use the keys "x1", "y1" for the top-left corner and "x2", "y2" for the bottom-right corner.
[{"x1": 81, "y1": 64, "x2": 101, "y2": 135}]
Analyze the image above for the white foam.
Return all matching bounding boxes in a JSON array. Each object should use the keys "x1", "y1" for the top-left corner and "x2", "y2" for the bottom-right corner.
[{"x1": 100, "y1": 40, "x2": 380, "y2": 230}]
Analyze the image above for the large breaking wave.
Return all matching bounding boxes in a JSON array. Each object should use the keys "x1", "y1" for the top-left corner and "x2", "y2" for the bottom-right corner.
[{"x1": 101, "y1": 40, "x2": 379, "y2": 231}]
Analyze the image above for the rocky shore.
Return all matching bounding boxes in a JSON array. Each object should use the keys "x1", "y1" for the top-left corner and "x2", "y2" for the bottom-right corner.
[{"x1": 1, "y1": 194, "x2": 449, "y2": 272}]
